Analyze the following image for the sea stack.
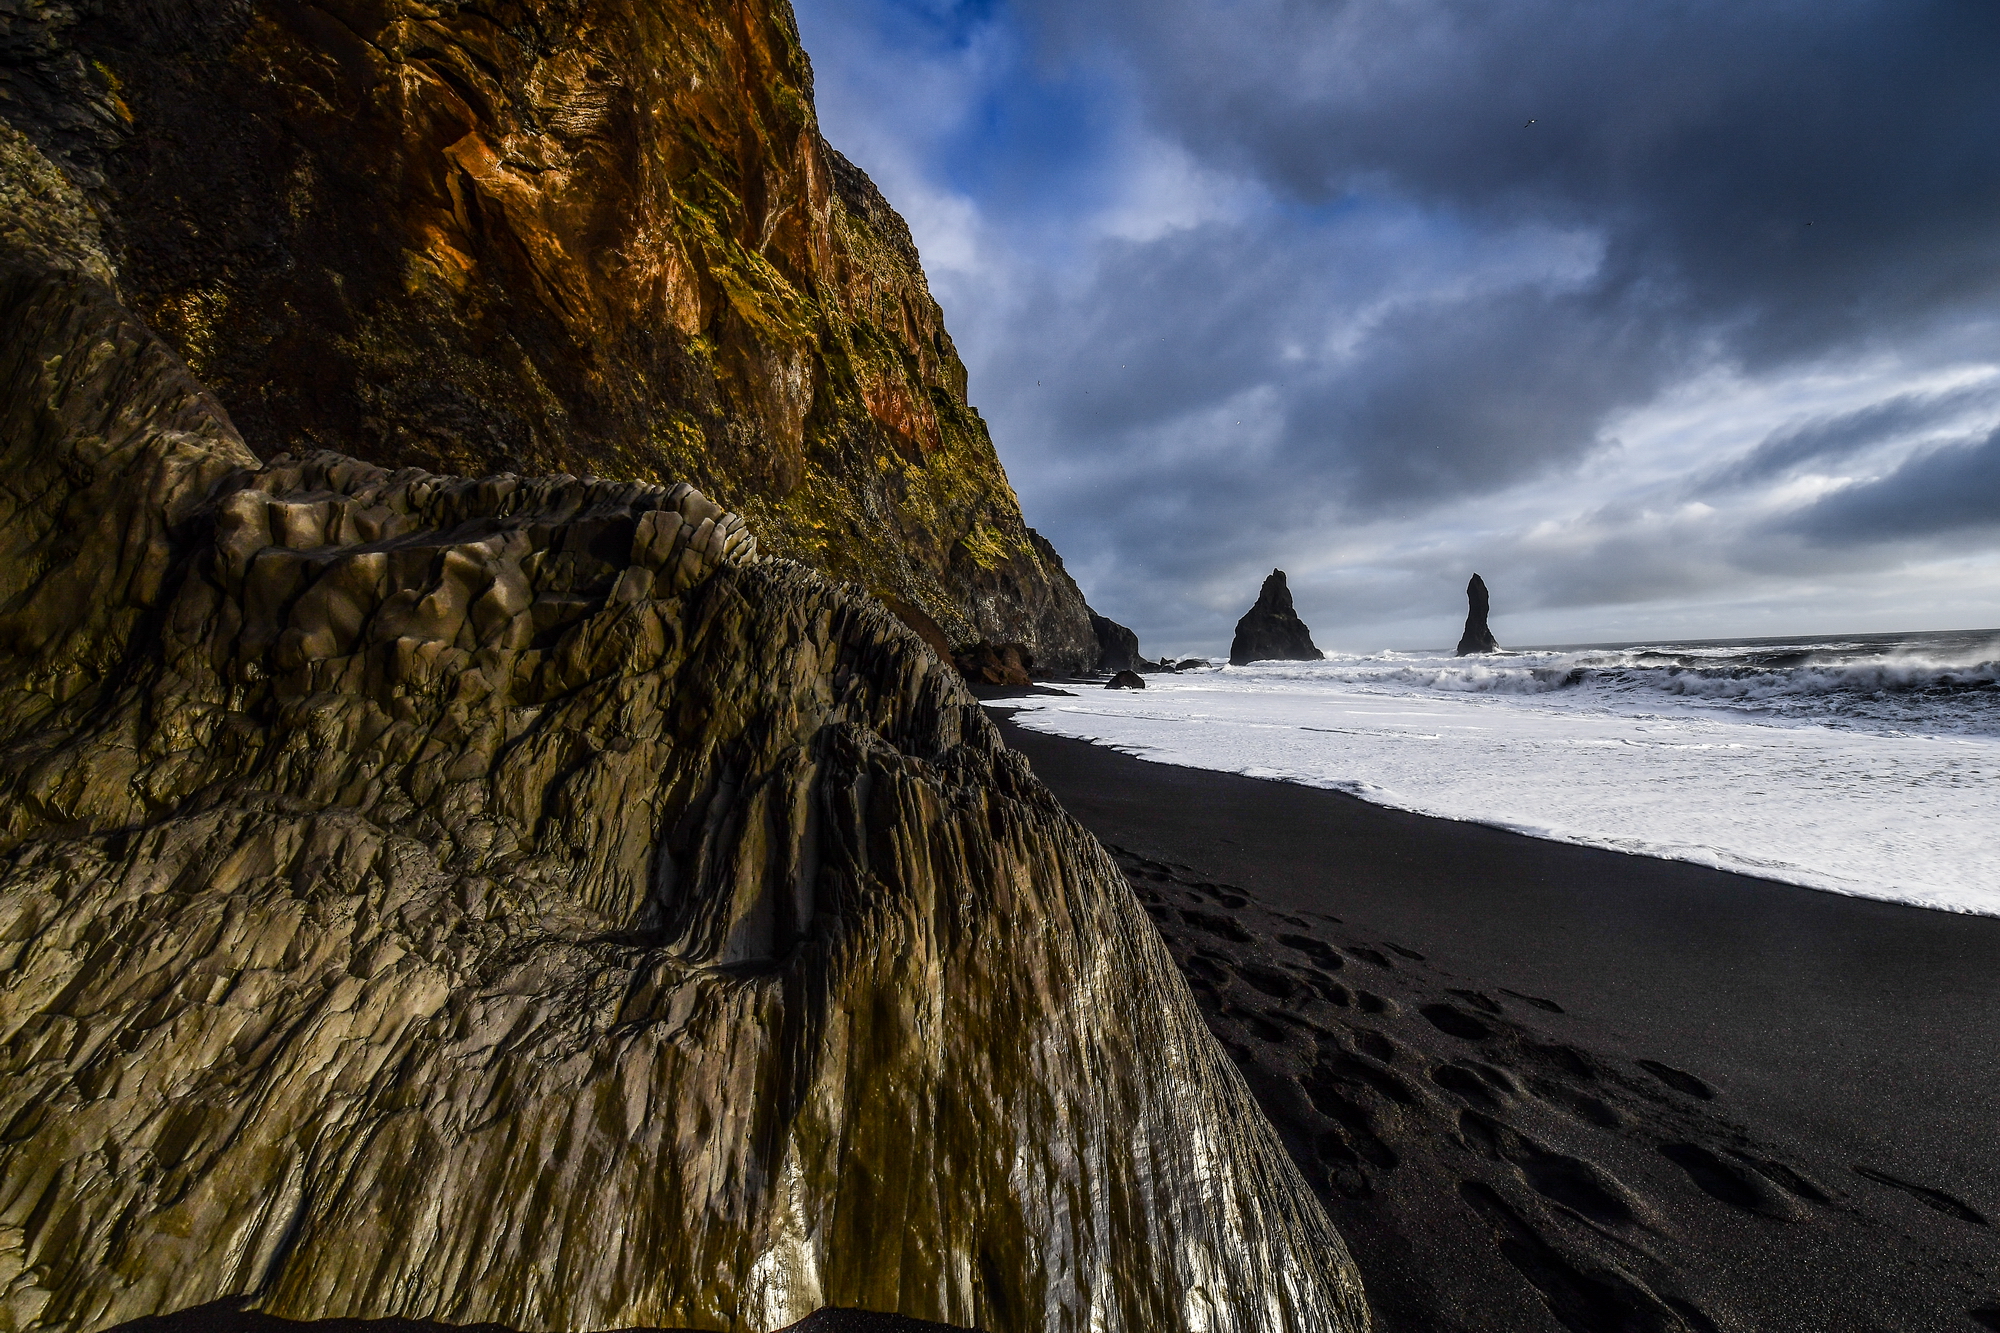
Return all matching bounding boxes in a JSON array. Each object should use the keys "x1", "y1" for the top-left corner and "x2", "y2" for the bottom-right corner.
[
  {"x1": 1230, "y1": 570, "x2": 1323, "y2": 665},
  {"x1": 1457, "y1": 573, "x2": 1500, "y2": 655}
]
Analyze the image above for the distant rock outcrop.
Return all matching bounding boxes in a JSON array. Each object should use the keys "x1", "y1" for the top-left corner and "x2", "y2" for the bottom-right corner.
[
  {"x1": 1091, "y1": 613, "x2": 1146, "y2": 674},
  {"x1": 952, "y1": 640, "x2": 1035, "y2": 687},
  {"x1": 1229, "y1": 570, "x2": 1323, "y2": 666},
  {"x1": 1456, "y1": 574, "x2": 1500, "y2": 655},
  {"x1": 0, "y1": 253, "x2": 1372, "y2": 1333}
]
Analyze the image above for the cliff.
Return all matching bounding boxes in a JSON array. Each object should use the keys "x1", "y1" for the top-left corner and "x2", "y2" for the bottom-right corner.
[
  {"x1": 0, "y1": 131, "x2": 1370, "y2": 1333},
  {"x1": 0, "y1": 0, "x2": 1096, "y2": 670}
]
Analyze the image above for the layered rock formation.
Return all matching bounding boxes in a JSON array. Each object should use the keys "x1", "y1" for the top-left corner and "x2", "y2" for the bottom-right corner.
[
  {"x1": 0, "y1": 0, "x2": 1096, "y2": 669},
  {"x1": 1456, "y1": 574, "x2": 1499, "y2": 655},
  {"x1": 0, "y1": 137, "x2": 1370, "y2": 1333},
  {"x1": 1229, "y1": 570, "x2": 1322, "y2": 666}
]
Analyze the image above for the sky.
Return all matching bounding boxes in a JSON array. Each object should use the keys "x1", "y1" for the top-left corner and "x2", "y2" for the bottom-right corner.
[{"x1": 790, "y1": 0, "x2": 2000, "y2": 656}]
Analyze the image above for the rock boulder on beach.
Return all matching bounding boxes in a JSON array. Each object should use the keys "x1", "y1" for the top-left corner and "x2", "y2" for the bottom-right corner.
[{"x1": 1229, "y1": 570, "x2": 1323, "y2": 666}]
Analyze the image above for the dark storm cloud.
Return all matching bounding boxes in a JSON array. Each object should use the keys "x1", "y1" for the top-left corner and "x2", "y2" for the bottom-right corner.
[
  {"x1": 1000, "y1": 242, "x2": 1670, "y2": 551},
  {"x1": 1791, "y1": 428, "x2": 2000, "y2": 543},
  {"x1": 796, "y1": 0, "x2": 2000, "y2": 645},
  {"x1": 1280, "y1": 285, "x2": 1675, "y2": 503},
  {"x1": 1030, "y1": 0, "x2": 2000, "y2": 359},
  {"x1": 1704, "y1": 380, "x2": 2000, "y2": 491}
]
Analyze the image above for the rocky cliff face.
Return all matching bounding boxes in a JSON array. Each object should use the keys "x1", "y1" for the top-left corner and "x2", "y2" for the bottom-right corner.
[
  {"x1": 1090, "y1": 613, "x2": 1145, "y2": 674},
  {"x1": 1229, "y1": 570, "x2": 1322, "y2": 666},
  {"x1": 0, "y1": 0, "x2": 1096, "y2": 670},
  {"x1": 0, "y1": 134, "x2": 1370, "y2": 1333}
]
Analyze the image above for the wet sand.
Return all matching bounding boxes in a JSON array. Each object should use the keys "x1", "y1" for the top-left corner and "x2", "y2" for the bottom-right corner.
[{"x1": 998, "y1": 714, "x2": 2000, "y2": 1333}]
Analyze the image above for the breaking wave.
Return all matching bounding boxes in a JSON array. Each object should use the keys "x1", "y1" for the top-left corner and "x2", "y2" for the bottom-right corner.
[
  {"x1": 999, "y1": 626, "x2": 2000, "y2": 913},
  {"x1": 1257, "y1": 629, "x2": 2000, "y2": 736}
]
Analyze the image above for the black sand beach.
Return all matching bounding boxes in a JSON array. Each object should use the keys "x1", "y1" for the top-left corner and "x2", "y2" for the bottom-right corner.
[{"x1": 998, "y1": 715, "x2": 2000, "y2": 1333}]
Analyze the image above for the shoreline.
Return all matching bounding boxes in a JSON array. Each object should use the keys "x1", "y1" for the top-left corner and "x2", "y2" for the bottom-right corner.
[
  {"x1": 996, "y1": 713, "x2": 2000, "y2": 1332},
  {"x1": 1009, "y1": 720, "x2": 2000, "y2": 916},
  {"x1": 988, "y1": 643, "x2": 2000, "y2": 917}
]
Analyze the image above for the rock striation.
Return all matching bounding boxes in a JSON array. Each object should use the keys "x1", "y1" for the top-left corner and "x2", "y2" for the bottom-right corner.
[
  {"x1": 0, "y1": 0, "x2": 1097, "y2": 670},
  {"x1": 0, "y1": 213, "x2": 1371, "y2": 1333},
  {"x1": 1456, "y1": 574, "x2": 1499, "y2": 655},
  {"x1": 1229, "y1": 571, "x2": 1322, "y2": 666}
]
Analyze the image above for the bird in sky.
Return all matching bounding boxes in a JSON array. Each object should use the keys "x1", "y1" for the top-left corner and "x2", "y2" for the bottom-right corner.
[{"x1": 1524, "y1": 118, "x2": 1536, "y2": 127}]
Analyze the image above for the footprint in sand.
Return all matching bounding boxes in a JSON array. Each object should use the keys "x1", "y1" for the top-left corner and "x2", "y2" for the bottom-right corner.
[
  {"x1": 1420, "y1": 1002, "x2": 1493, "y2": 1041},
  {"x1": 1431, "y1": 1061, "x2": 1519, "y2": 1108},
  {"x1": 1638, "y1": 1059, "x2": 1714, "y2": 1100},
  {"x1": 1277, "y1": 933, "x2": 1344, "y2": 968},
  {"x1": 1852, "y1": 1164, "x2": 1987, "y2": 1225},
  {"x1": 1237, "y1": 962, "x2": 1305, "y2": 999},
  {"x1": 1448, "y1": 988, "x2": 1504, "y2": 1016},
  {"x1": 1456, "y1": 1181, "x2": 1711, "y2": 1333},
  {"x1": 1500, "y1": 987, "x2": 1566, "y2": 1013},
  {"x1": 1460, "y1": 1109, "x2": 1644, "y2": 1228},
  {"x1": 1659, "y1": 1143, "x2": 1807, "y2": 1220},
  {"x1": 1179, "y1": 908, "x2": 1253, "y2": 944},
  {"x1": 1349, "y1": 1028, "x2": 1398, "y2": 1063}
]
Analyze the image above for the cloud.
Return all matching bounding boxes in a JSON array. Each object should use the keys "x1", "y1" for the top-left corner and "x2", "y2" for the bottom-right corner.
[
  {"x1": 1033, "y1": 0, "x2": 2000, "y2": 356},
  {"x1": 1697, "y1": 377, "x2": 2000, "y2": 491},
  {"x1": 1791, "y1": 428, "x2": 2000, "y2": 543},
  {"x1": 794, "y1": 0, "x2": 2000, "y2": 651}
]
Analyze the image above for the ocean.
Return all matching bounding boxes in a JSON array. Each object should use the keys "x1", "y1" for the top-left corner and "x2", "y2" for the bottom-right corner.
[{"x1": 1001, "y1": 629, "x2": 2000, "y2": 914}]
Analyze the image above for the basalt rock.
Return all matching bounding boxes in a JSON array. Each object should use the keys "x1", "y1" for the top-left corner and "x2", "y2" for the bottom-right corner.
[
  {"x1": 877, "y1": 594, "x2": 954, "y2": 665},
  {"x1": 1228, "y1": 570, "x2": 1322, "y2": 666},
  {"x1": 1456, "y1": 574, "x2": 1499, "y2": 655},
  {"x1": 1090, "y1": 614, "x2": 1146, "y2": 675},
  {"x1": 1105, "y1": 670, "x2": 1146, "y2": 690},
  {"x1": 0, "y1": 0, "x2": 1097, "y2": 671},
  {"x1": 0, "y1": 252, "x2": 1371, "y2": 1333},
  {"x1": 950, "y1": 640, "x2": 1034, "y2": 688}
]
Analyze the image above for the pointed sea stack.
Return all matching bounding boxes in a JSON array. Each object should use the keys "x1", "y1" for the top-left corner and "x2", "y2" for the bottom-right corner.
[
  {"x1": 1457, "y1": 573, "x2": 1500, "y2": 655},
  {"x1": 1230, "y1": 570, "x2": 1323, "y2": 665}
]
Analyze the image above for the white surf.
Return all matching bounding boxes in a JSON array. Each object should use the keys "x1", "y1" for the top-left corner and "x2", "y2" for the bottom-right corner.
[{"x1": 1000, "y1": 630, "x2": 2000, "y2": 915}]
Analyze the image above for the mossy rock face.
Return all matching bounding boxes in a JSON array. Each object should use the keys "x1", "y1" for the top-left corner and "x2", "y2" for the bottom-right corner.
[
  {"x1": 0, "y1": 0, "x2": 1096, "y2": 669},
  {"x1": 0, "y1": 255, "x2": 1371, "y2": 1331}
]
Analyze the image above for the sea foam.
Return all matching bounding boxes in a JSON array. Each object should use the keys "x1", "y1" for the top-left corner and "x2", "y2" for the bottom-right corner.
[{"x1": 1001, "y1": 630, "x2": 2000, "y2": 915}]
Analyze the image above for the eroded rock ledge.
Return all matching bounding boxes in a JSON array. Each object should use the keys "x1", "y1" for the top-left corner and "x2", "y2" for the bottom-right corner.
[{"x1": 0, "y1": 264, "x2": 1370, "y2": 1333}]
